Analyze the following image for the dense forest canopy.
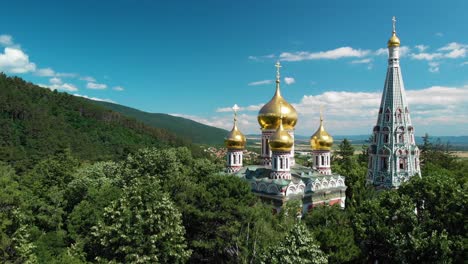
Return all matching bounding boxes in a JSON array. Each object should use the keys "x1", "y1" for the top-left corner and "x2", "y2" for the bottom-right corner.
[
  {"x1": 0, "y1": 75, "x2": 466, "y2": 263},
  {"x1": 0, "y1": 74, "x2": 205, "y2": 172},
  {"x1": 94, "y1": 101, "x2": 228, "y2": 145}
]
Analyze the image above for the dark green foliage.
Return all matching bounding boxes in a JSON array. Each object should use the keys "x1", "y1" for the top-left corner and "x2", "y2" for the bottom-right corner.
[
  {"x1": 94, "y1": 101, "x2": 228, "y2": 145},
  {"x1": 260, "y1": 223, "x2": 327, "y2": 264},
  {"x1": 332, "y1": 138, "x2": 370, "y2": 209},
  {"x1": 0, "y1": 162, "x2": 22, "y2": 263},
  {"x1": 0, "y1": 73, "x2": 188, "y2": 172},
  {"x1": 304, "y1": 205, "x2": 360, "y2": 263},
  {"x1": 92, "y1": 177, "x2": 191, "y2": 263}
]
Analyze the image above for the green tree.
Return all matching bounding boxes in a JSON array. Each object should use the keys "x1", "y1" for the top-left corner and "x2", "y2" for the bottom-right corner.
[
  {"x1": 304, "y1": 206, "x2": 360, "y2": 263},
  {"x1": 260, "y1": 222, "x2": 327, "y2": 264},
  {"x1": 0, "y1": 162, "x2": 23, "y2": 262},
  {"x1": 92, "y1": 176, "x2": 191, "y2": 263}
]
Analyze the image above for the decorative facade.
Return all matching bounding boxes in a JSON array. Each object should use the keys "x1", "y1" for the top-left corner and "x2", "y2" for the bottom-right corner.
[
  {"x1": 367, "y1": 17, "x2": 421, "y2": 188},
  {"x1": 225, "y1": 62, "x2": 347, "y2": 214}
]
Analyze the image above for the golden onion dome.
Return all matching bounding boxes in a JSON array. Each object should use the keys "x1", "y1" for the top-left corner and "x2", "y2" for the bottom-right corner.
[
  {"x1": 269, "y1": 117, "x2": 294, "y2": 152},
  {"x1": 257, "y1": 62, "x2": 298, "y2": 130},
  {"x1": 388, "y1": 32, "x2": 400, "y2": 47},
  {"x1": 224, "y1": 106, "x2": 246, "y2": 150},
  {"x1": 310, "y1": 116, "x2": 333, "y2": 151}
]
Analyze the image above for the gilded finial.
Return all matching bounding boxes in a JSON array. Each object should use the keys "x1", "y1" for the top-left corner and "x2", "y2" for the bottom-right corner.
[
  {"x1": 275, "y1": 61, "x2": 281, "y2": 84},
  {"x1": 232, "y1": 104, "x2": 239, "y2": 123},
  {"x1": 392, "y1": 16, "x2": 396, "y2": 33},
  {"x1": 320, "y1": 105, "x2": 324, "y2": 122}
]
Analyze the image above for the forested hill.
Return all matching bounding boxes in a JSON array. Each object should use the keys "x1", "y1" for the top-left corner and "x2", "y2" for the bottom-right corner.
[
  {"x1": 0, "y1": 74, "x2": 190, "y2": 172},
  {"x1": 94, "y1": 101, "x2": 228, "y2": 145}
]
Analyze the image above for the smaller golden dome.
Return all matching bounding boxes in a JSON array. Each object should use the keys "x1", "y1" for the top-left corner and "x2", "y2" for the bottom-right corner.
[
  {"x1": 225, "y1": 107, "x2": 246, "y2": 150},
  {"x1": 388, "y1": 32, "x2": 400, "y2": 47},
  {"x1": 310, "y1": 116, "x2": 333, "y2": 151},
  {"x1": 269, "y1": 118, "x2": 293, "y2": 152}
]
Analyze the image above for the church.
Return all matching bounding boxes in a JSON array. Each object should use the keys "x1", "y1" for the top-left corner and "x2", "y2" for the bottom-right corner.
[
  {"x1": 224, "y1": 61, "x2": 346, "y2": 214},
  {"x1": 223, "y1": 17, "x2": 420, "y2": 213}
]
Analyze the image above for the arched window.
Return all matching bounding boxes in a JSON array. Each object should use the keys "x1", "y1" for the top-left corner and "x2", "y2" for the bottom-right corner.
[
  {"x1": 315, "y1": 156, "x2": 319, "y2": 167},
  {"x1": 383, "y1": 127, "x2": 390, "y2": 144},
  {"x1": 385, "y1": 108, "x2": 391, "y2": 122},
  {"x1": 381, "y1": 157, "x2": 388, "y2": 171},
  {"x1": 383, "y1": 134, "x2": 389, "y2": 144},
  {"x1": 321, "y1": 156, "x2": 324, "y2": 166},
  {"x1": 233, "y1": 155, "x2": 237, "y2": 164},
  {"x1": 373, "y1": 126, "x2": 380, "y2": 143},
  {"x1": 396, "y1": 108, "x2": 402, "y2": 123},
  {"x1": 286, "y1": 157, "x2": 289, "y2": 169},
  {"x1": 408, "y1": 126, "x2": 414, "y2": 143},
  {"x1": 280, "y1": 158, "x2": 283, "y2": 169}
]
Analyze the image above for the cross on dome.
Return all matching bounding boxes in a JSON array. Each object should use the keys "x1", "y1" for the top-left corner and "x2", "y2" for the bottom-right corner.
[
  {"x1": 275, "y1": 61, "x2": 281, "y2": 83},
  {"x1": 232, "y1": 104, "x2": 239, "y2": 121},
  {"x1": 392, "y1": 16, "x2": 397, "y2": 33}
]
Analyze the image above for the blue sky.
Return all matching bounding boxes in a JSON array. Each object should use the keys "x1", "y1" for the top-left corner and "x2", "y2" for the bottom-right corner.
[{"x1": 1, "y1": 0, "x2": 467, "y2": 136}]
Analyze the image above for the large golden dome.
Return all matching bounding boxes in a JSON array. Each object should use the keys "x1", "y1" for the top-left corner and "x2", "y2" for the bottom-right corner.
[
  {"x1": 310, "y1": 117, "x2": 333, "y2": 151},
  {"x1": 257, "y1": 62, "x2": 298, "y2": 130},
  {"x1": 225, "y1": 110, "x2": 246, "y2": 150},
  {"x1": 269, "y1": 118, "x2": 294, "y2": 152}
]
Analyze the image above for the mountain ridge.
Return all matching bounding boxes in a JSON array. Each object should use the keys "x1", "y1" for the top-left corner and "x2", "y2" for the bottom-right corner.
[{"x1": 92, "y1": 101, "x2": 228, "y2": 145}]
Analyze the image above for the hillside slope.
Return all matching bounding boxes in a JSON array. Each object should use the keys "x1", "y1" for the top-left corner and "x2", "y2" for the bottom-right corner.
[
  {"x1": 0, "y1": 74, "x2": 189, "y2": 172},
  {"x1": 94, "y1": 101, "x2": 228, "y2": 145}
]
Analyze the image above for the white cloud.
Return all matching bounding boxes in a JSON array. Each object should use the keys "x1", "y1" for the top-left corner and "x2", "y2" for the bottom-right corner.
[
  {"x1": 435, "y1": 32, "x2": 444, "y2": 37},
  {"x1": 351, "y1": 58, "x2": 372, "y2": 64},
  {"x1": 0, "y1": 35, "x2": 13, "y2": 46},
  {"x1": 216, "y1": 104, "x2": 263, "y2": 113},
  {"x1": 280, "y1": 47, "x2": 370, "y2": 61},
  {"x1": 209, "y1": 85, "x2": 468, "y2": 135},
  {"x1": 38, "y1": 76, "x2": 78, "y2": 92},
  {"x1": 415, "y1": 45, "x2": 428, "y2": 52},
  {"x1": 35, "y1": 67, "x2": 55, "y2": 76},
  {"x1": 80, "y1": 76, "x2": 96, "y2": 82},
  {"x1": 375, "y1": 48, "x2": 387, "y2": 56},
  {"x1": 410, "y1": 52, "x2": 443, "y2": 61},
  {"x1": 248, "y1": 54, "x2": 276, "y2": 61},
  {"x1": 171, "y1": 113, "x2": 256, "y2": 131},
  {"x1": 0, "y1": 47, "x2": 36, "y2": 73},
  {"x1": 460, "y1": 61, "x2": 468, "y2": 66},
  {"x1": 436, "y1": 42, "x2": 467, "y2": 59},
  {"x1": 86, "y1": 82, "x2": 107, "y2": 89},
  {"x1": 113, "y1": 86, "x2": 124, "y2": 91},
  {"x1": 49, "y1": 77, "x2": 62, "y2": 84},
  {"x1": 284, "y1": 77, "x2": 295, "y2": 85},
  {"x1": 73, "y1": 94, "x2": 115, "y2": 103},
  {"x1": 39, "y1": 82, "x2": 78, "y2": 92},
  {"x1": 428, "y1": 62, "x2": 440, "y2": 73},
  {"x1": 248, "y1": 79, "x2": 273, "y2": 86},
  {"x1": 56, "y1": 72, "x2": 78, "y2": 78}
]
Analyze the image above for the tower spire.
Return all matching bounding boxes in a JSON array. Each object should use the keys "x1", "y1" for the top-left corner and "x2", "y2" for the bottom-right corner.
[{"x1": 368, "y1": 19, "x2": 420, "y2": 188}]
